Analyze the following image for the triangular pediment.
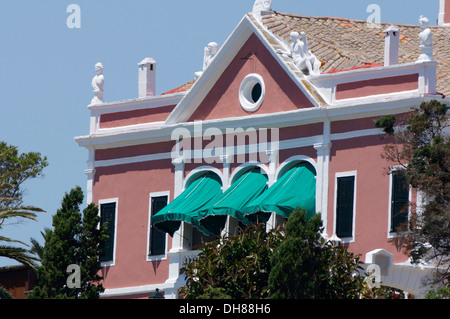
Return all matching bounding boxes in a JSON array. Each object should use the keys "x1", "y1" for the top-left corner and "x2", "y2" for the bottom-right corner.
[{"x1": 166, "y1": 15, "x2": 320, "y2": 125}]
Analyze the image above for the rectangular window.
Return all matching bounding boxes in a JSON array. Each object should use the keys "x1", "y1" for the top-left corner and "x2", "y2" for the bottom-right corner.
[
  {"x1": 149, "y1": 195, "x2": 168, "y2": 256},
  {"x1": 390, "y1": 171, "x2": 410, "y2": 232},
  {"x1": 100, "y1": 202, "x2": 117, "y2": 263},
  {"x1": 336, "y1": 175, "x2": 356, "y2": 238}
]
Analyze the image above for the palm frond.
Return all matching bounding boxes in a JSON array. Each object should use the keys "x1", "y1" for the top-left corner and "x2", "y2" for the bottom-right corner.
[
  {"x1": 0, "y1": 245, "x2": 38, "y2": 269},
  {"x1": 0, "y1": 235, "x2": 29, "y2": 247}
]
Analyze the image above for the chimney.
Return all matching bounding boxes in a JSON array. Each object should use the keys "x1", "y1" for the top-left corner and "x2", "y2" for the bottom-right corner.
[
  {"x1": 384, "y1": 25, "x2": 400, "y2": 66},
  {"x1": 138, "y1": 57, "x2": 157, "y2": 98},
  {"x1": 439, "y1": 0, "x2": 450, "y2": 26}
]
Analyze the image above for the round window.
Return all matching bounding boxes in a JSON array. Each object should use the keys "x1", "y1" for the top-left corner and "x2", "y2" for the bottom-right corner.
[{"x1": 239, "y1": 74, "x2": 265, "y2": 112}]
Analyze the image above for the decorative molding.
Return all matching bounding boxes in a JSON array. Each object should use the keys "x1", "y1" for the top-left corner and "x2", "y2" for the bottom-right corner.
[
  {"x1": 76, "y1": 94, "x2": 430, "y2": 151},
  {"x1": 90, "y1": 127, "x2": 385, "y2": 169}
]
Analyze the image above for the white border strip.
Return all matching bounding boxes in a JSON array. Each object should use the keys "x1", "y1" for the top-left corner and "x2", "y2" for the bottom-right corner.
[{"x1": 93, "y1": 128, "x2": 384, "y2": 168}]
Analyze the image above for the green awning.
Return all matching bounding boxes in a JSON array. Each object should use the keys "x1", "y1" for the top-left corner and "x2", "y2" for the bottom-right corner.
[
  {"x1": 198, "y1": 168, "x2": 269, "y2": 235},
  {"x1": 243, "y1": 162, "x2": 316, "y2": 223},
  {"x1": 152, "y1": 172, "x2": 223, "y2": 237}
]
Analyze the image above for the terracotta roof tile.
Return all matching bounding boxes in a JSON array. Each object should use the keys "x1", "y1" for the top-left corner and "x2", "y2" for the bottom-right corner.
[
  {"x1": 162, "y1": 79, "x2": 195, "y2": 95},
  {"x1": 261, "y1": 12, "x2": 450, "y2": 96}
]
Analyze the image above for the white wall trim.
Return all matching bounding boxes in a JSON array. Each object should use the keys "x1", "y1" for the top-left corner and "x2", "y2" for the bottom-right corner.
[
  {"x1": 101, "y1": 282, "x2": 175, "y2": 299},
  {"x1": 439, "y1": 0, "x2": 450, "y2": 26},
  {"x1": 91, "y1": 127, "x2": 384, "y2": 169}
]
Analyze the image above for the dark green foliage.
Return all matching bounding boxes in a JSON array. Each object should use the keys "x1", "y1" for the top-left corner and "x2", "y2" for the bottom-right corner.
[
  {"x1": 268, "y1": 209, "x2": 363, "y2": 299},
  {"x1": 375, "y1": 100, "x2": 449, "y2": 287},
  {"x1": 179, "y1": 223, "x2": 284, "y2": 299},
  {"x1": 28, "y1": 187, "x2": 107, "y2": 299},
  {"x1": 0, "y1": 285, "x2": 13, "y2": 299},
  {"x1": 195, "y1": 287, "x2": 232, "y2": 300},
  {"x1": 425, "y1": 286, "x2": 450, "y2": 299},
  {"x1": 375, "y1": 115, "x2": 397, "y2": 134},
  {"x1": 180, "y1": 209, "x2": 364, "y2": 299}
]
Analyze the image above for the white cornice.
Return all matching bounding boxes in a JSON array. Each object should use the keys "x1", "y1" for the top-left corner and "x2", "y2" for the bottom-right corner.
[
  {"x1": 87, "y1": 92, "x2": 185, "y2": 114},
  {"x1": 74, "y1": 94, "x2": 433, "y2": 150}
]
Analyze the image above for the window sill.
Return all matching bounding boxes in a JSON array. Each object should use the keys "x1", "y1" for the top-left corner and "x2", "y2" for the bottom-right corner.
[{"x1": 147, "y1": 254, "x2": 168, "y2": 262}]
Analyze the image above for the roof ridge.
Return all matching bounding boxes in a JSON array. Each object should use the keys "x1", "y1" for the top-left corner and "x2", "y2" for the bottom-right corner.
[{"x1": 271, "y1": 11, "x2": 430, "y2": 28}]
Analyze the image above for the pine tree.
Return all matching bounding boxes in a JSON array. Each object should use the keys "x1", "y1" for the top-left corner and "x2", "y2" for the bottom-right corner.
[{"x1": 28, "y1": 187, "x2": 107, "y2": 299}]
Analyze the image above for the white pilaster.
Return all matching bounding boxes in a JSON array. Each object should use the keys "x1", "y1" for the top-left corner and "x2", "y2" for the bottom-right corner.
[
  {"x1": 220, "y1": 154, "x2": 232, "y2": 191},
  {"x1": 170, "y1": 157, "x2": 186, "y2": 253},
  {"x1": 438, "y1": 0, "x2": 450, "y2": 26},
  {"x1": 85, "y1": 146, "x2": 96, "y2": 204},
  {"x1": 314, "y1": 120, "x2": 332, "y2": 235}
]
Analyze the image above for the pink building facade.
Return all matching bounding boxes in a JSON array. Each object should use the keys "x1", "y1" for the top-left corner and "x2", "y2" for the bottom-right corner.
[{"x1": 75, "y1": 1, "x2": 450, "y2": 299}]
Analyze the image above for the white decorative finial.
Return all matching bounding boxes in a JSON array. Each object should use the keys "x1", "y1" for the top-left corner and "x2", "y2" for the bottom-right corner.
[
  {"x1": 418, "y1": 15, "x2": 433, "y2": 62},
  {"x1": 252, "y1": 0, "x2": 273, "y2": 22},
  {"x1": 276, "y1": 31, "x2": 321, "y2": 76},
  {"x1": 252, "y1": 0, "x2": 272, "y2": 14},
  {"x1": 194, "y1": 42, "x2": 219, "y2": 81},
  {"x1": 91, "y1": 62, "x2": 104, "y2": 104}
]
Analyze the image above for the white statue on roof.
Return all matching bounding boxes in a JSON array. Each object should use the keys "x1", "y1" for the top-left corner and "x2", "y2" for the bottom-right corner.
[
  {"x1": 91, "y1": 62, "x2": 104, "y2": 104},
  {"x1": 252, "y1": 0, "x2": 272, "y2": 13},
  {"x1": 277, "y1": 31, "x2": 321, "y2": 76},
  {"x1": 418, "y1": 15, "x2": 433, "y2": 62},
  {"x1": 194, "y1": 42, "x2": 219, "y2": 81}
]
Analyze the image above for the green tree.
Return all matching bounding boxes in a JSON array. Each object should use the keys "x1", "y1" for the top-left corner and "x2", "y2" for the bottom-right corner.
[
  {"x1": 0, "y1": 142, "x2": 48, "y2": 268},
  {"x1": 0, "y1": 285, "x2": 13, "y2": 299},
  {"x1": 179, "y1": 223, "x2": 284, "y2": 299},
  {"x1": 425, "y1": 286, "x2": 450, "y2": 299},
  {"x1": 375, "y1": 100, "x2": 449, "y2": 286},
  {"x1": 28, "y1": 187, "x2": 107, "y2": 299},
  {"x1": 29, "y1": 228, "x2": 52, "y2": 262},
  {"x1": 268, "y1": 209, "x2": 364, "y2": 299}
]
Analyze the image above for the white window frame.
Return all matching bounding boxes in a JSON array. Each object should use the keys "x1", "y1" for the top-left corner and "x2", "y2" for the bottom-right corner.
[
  {"x1": 99, "y1": 198, "x2": 119, "y2": 267},
  {"x1": 147, "y1": 191, "x2": 170, "y2": 261},
  {"x1": 239, "y1": 73, "x2": 266, "y2": 112},
  {"x1": 387, "y1": 167, "x2": 412, "y2": 238},
  {"x1": 333, "y1": 171, "x2": 357, "y2": 243}
]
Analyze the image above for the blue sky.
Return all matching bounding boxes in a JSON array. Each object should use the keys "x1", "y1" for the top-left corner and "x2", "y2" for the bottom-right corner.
[{"x1": 0, "y1": 0, "x2": 441, "y2": 267}]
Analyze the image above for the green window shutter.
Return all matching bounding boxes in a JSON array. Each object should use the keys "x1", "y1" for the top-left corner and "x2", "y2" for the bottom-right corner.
[
  {"x1": 100, "y1": 203, "x2": 116, "y2": 262},
  {"x1": 391, "y1": 172, "x2": 409, "y2": 232},
  {"x1": 336, "y1": 176, "x2": 355, "y2": 238},
  {"x1": 150, "y1": 196, "x2": 168, "y2": 255}
]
